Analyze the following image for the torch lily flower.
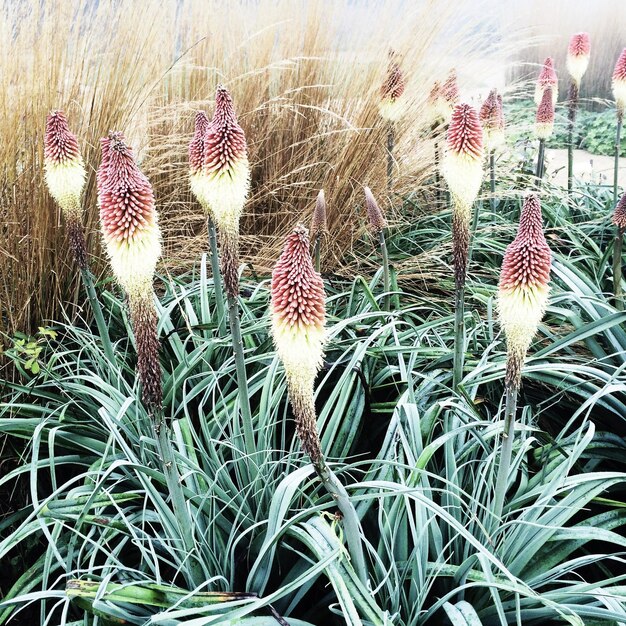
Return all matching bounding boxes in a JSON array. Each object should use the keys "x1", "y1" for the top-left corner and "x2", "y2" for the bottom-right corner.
[
  {"x1": 498, "y1": 193, "x2": 551, "y2": 390},
  {"x1": 188, "y1": 110, "x2": 211, "y2": 210},
  {"x1": 613, "y1": 48, "x2": 626, "y2": 117},
  {"x1": 479, "y1": 89, "x2": 505, "y2": 151},
  {"x1": 310, "y1": 189, "x2": 327, "y2": 242},
  {"x1": 364, "y1": 186, "x2": 387, "y2": 233},
  {"x1": 535, "y1": 88, "x2": 555, "y2": 140},
  {"x1": 567, "y1": 32, "x2": 591, "y2": 86},
  {"x1": 271, "y1": 224, "x2": 326, "y2": 462},
  {"x1": 195, "y1": 85, "x2": 250, "y2": 297},
  {"x1": 535, "y1": 57, "x2": 558, "y2": 106},
  {"x1": 442, "y1": 103, "x2": 484, "y2": 218},
  {"x1": 379, "y1": 51, "x2": 405, "y2": 122},
  {"x1": 44, "y1": 110, "x2": 88, "y2": 268},
  {"x1": 98, "y1": 132, "x2": 162, "y2": 409},
  {"x1": 613, "y1": 192, "x2": 626, "y2": 231}
]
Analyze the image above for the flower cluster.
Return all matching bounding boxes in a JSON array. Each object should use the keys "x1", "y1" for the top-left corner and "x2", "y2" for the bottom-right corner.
[
  {"x1": 566, "y1": 32, "x2": 591, "y2": 86},
  {"x1": 271, "y1": 225, "x2": 326, "y2": 462},
  {"x1": 535, "y1": 57, "x2": 558, "y2": 106},
  {"x1": 498, "y1": 194, "x2": 551, "y2": 390},
  {"x1": 613, "y1": 192, "x2": 626, "y2": 231},
  {"x1": 379, "y1": 51, "x2": 405, "y2": 122},
  {"x1": 479, "y1": 89, "x2": 505, "y2": 151},
  {"x1": 427, "y1": 69, "x2": 459, "y2": 125},
  {"x1": 535, "y1": 88, "x2": 555, "y2": 140},
  {"x1": 613, "y1": 48, "x2": 626, "y2": 117},
  {"x1": 310, "y1": 189, "x2": 327, "y2": 241}
]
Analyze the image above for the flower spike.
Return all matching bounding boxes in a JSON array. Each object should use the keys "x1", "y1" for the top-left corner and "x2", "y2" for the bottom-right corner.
[
  {"x1": 271, "y1": 225, "x2": 326, "y2": 462},
  {"x1": 479, "y1": 89, "x2": 505, "y2": 151},
  {"x1": 535, "y1": 57, "x2": 558, "y2": 106},
  {"x1": 535, "y1": 87, "x2": 555, "y2": 140},
  {"x1": 613, "y1": 48, "x2": 626, "y2": 118},
  {"x1": 567, "y1": 33, "x2": 590, "y2": 86},
  {"x1": 498, "y1": 193, "x2": 551, "y2": 390},
  {"x1": 44, "y1": 110, "x2": 88, "y2": 268},
  {"x1": 613, "y1": 192, "x2": 626, "y2": 231},
  {"x1": 379, "y1": 50, "x2": 405, "y2": 122},
  {"x1": 310, "y1": 189, "x2": 327, "y2": 241},
  {"x1": 188, "y1": 110, "x2": 211, "y2": 210},
  {"x1": 364, "y1": 186, "x2": 387, "y2": 233}
]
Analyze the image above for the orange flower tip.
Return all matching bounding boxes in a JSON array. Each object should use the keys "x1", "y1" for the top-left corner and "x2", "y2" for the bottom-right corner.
[
  {"x1": 535, "y1": 87, "x2": 555, "y2": 139},
  {"x1": 98, "y1": 132, "x2": 161, "y2": 291},
  {"x1": 271, "y1": 224, "x2": 326, "y2": 380},
  {"x1": 364, "y1": 186, "x2": 387, "y2": 233},
  {"x1": 567, "y1": 32, "x2": 590, "y2": 85},
  {"x1": 479, "y1": 88, "x2": 505, "y2": 151},
  {"x1": 379, "y1": 52, "x2": 405, "y2": 121},
  {"x1": 498, "y1": 193, "x2": 551, "y2": 354},
  {"x1": 194, "y1": 85, "x2": 250, "y2": 231},
  {"x1": 613, "y1": 192, "x2": 626, "y2": 230},
  {"x1": 534, "y1": 57, "x2": 558, "y2": 106},
  {"x1": 442, "y1": 103, "x2": 484, "y2": 210},
  {"x1": 310, "y1": 189, "x2": 327, "y2": 240},
  {"x1": 44, "y1": 110, "x2": 86, "y2": 216},
  {"x1": 613, "y1": 48, "x2": 626, "y2": 111}
]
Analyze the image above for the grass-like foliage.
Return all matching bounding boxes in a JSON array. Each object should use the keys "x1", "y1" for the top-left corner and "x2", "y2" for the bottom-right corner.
[{"x1": 2, "y1": 180, "x2": 626, "y2": 625}]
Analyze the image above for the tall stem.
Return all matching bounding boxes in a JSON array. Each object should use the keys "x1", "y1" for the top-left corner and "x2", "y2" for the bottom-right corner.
[
  {"x1": 207, "y1": 217, "x2": 226, "y2": 337},
  {"x1": 615, "y1": 113, "x2": 623, "y2": 206},
  {"x1": 227, "y1": 292, "x2": 256, "y2": 459},
  {"x1": 387, "y1": 122, "x2": 395, "y2": 190},
  {"x1": 536, "y1": 139, "x2": 546, "y2": 184},
  {"x1": 434, "y1": 138, "x2": 441, "y2": 207},
  {"x1": 313, "y1": 235, "x2": 322, "y2": 273},
  {"x1": 567, "y1": 81, "x2": 579, "y2": 199},
  {"x1": 614, "y1": 228, "x2": 624, "y2": 311},
  {"x1": 379, "y1": 229, "x2": 391, "y2": 310},
  {"x1": 452, "y1": 280, "x2": 466, "y2": 391},
  {"x1": 313, "y1": 458, "x2": 368, "y2": 585},
  {"x1": 489, "y1": 152, "x2": 496, "y2": 215},
  {"x1": 452, "y1": 210, "x2": 470, "y2": 391},
  {"x1": 492, "y1": 383, "x2": 519, "y2": 523},
  {"x1": 80, "y1": 267, "x2": 115, "y2": 364}
]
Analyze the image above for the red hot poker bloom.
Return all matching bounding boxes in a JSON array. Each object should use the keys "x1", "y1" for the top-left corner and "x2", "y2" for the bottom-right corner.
[
  {"x1": 498, "y1": 193, "x2": 551, "y2": 389},
  {"x1": 479, "y1": 88, "x2": 505, "y2": 151},
  {"x1": 612, "y1": 48, "x2": 626, "y2": 115},
  {"x1": 98, "y1": 132, "x2": 161, "y2": 294},
  {"x1": 443, "y1": 103, "x2": 484, "y2": 215},
  {"x1": 44, "y1": 110, "x2": 86, "y2": 221},
  {"x1": 613, "y1": 192, "x2": 626, "y2": 231},
  {"x1": 379, "y1": 51, "x2": 405, "y2": 122},
  {"x1": 310, "y1": 189, "x2": 327, "y2": 241},
  {"x1": 535, "y1": 57, "x2": 558, "y2": 106},
  {"x1": 271, "y1": 225, "x2": 326, "y2": 461},
  {"x1": 364, "y1": 186, "x2": 387, "y2": 233},
  {"x1": 567, "y1": 32, "x2": 590, "y2": 85},
  {"x1": 535, "y1": 87, "x2": 555, "y2": 139},
  {"x1": 188, "y1": 110, "x2": 212, "y2": 211}
]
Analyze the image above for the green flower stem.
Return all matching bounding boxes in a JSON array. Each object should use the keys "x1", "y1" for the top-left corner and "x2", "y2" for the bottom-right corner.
[
  {"x1": 387, "y1": 122, "x2": 395, "y2": 190},
  {"x1": 313, "y1": 457, "x2": 368, "y2": 585},
  {"x1": 313, "y1": 235, "x2": 322, "y2": 273},
  {"x1": 379, "y1": 229, "x2": 391, "y2": 311},
  {"x1": 452, "y1": 278, "x2": 466, "y2": 391},
  {"x1": 227, "y1": 291, "x2": 256, "y2": 460},
  {"x1": 207, "y1": 217, "x2": 227, "y2": 337},
  {"x1": 489, "y1": 152, "x2": 496, "y2": 215},
  {"x1": 567, "y1": 81, "x2": 579, "y2": 199},
  {"x1": 155, "y1": 410, "x2": 204, "y2": 588},
  {"x1": 79, "y1": 267, "x2": 115, "y2": 364},
  {"x1": 614, "y1": 228, "x2": 624, "y2": 311},
  {"x1": 615, "y1": 114, "x2": 623, "y2": 206},
  {"x1": 536, "y1": 138, "x2": 546, "y2": 184},
  {"x1": 434, "y1": 137, "x2": 441, "y2": 207},
  {"x1": 492, "y1": 382, "x2": 519, "y2": 523}
]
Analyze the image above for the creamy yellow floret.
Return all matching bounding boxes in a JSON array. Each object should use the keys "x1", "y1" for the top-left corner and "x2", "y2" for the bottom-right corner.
[
  {"x1": 192, "y1": 159, "x2": 250, "y2": 234},
  {"x1": 379, "y1": 98, "x2": 405, "y2": 122},
  {"x1": 613, "y1": 80, "x2": 626, "y2": 112},
  {"x1": 105, "y1": 222, "x2": 161, "y2": 294},
  {"x1": 484, "y1": 129, "x2": 505, "y2": 153},
  {"x1": 44, "y1": 160, "x2": 86, "y2": 219},
  {"x1": 567, "y1": 55, "x2": 589, "y2": 85},
  {"x1": 535, "y1": 121, "x2": 554, "y2": 140},
  {"x1": 442, "y1": 151, "x2": 483, "y2": 211},
  {"x1": 498, "y1": 284, "x2": 549, "y2": 354}
]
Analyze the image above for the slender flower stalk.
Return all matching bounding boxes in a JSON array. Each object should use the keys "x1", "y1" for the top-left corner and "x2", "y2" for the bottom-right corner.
[
  {"x1": 479, "y1": 89, "x2": 505, "y2": 213},
  {"x1": 442, "y1": 103, "x2": 484, "y2": 389},
  {"x1": 189, "y1": 110, "x2": 226, "y2": 336},
  {"x1": 493, "y1": 193, "x2": 551, "y2": 522},
  {"x1": 310, "y1": 189, "x2": 327, "y2": 273},
  {"x1": 612, "y1": 48, "x2": 626, "y2": 204},
  {"x1": 364, "y1": 187, "x2": 390, "y2": 310},
  {"x1": 534, "y1": 57, "x2": 558, "y2": 106},
  {"x1": 535, "y1": 87, "x2": 555, "y2": 183},
  {"x1": 44, "y1": 111, "x2": 115, "y2": 364},
  {"x1": 197, "y1": 85, "x2": 254, "y2": 454},
  {"x1": 379, "y1": 51, "x2": 405, "y2": 189},
  {"x1": 612, "y1": 193, "x2": 626, "y2": 310},
  {"x1": 98, "y1": 132, "x2": 202, "y2": 586},
  {"x1": 566, "y1": 33, "x2": 591, "y2": 197},
  {"x1": 271, "y1": 225, "x2": 367, "y2": 584}
]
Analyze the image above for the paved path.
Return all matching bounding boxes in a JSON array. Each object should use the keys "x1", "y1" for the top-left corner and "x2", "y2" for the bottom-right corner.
[{"x1": 545, "y1": 148, "x2": 626, "y2": 189}]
